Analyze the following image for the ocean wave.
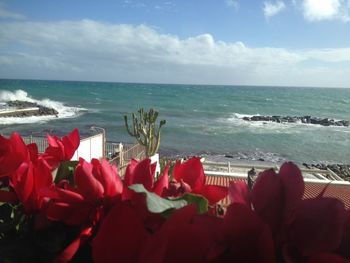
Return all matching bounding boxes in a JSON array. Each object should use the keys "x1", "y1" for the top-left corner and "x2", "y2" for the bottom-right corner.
[
  {"x1": 221, "y1": 113, "x2": 312, "y2": 134},
  {"x1": 229, "y1": 112, "x2": 349, "y2": 130},
  {"x1": 0, "y1": 89, "x2": 87, "y2": 125}
]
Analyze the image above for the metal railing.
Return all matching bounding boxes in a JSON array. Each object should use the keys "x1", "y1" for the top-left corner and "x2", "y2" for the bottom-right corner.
[
  {"x1": 108, "y1": 143, "x2": 146, "y2": 176},
  {"x1": 22, "y1": 136, "x2": 48, "y2": 153},
  {"x1": 203, "y1": 160, "x2": 348, "y2": 182}
]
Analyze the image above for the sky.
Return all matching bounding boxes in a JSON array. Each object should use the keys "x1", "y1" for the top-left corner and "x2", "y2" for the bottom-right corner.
[{"x1": 0, "y1": 0, "x2": 350, "y2": 87}]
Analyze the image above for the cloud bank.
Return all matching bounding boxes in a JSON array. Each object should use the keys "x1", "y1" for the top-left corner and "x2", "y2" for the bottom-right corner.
[
  {"x1": 301, "y1": 0, "x2": 350, "y2": 22},
  {"x1": 0, "y1": 3, "x2": 26, "y2": 20},
  {"x1": 0, "y1": 20, "x2": 350, "y2": 87},
  {"x1": 263, "y1": 1, "x2": 286, "y2": 18}
]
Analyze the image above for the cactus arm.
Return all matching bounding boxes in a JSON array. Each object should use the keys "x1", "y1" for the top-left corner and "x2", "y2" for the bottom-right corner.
[
  {"x1": 124, "y1": 115, "x2": 136, "y2": 137},
  {"x1": 123, "y1": 108, "x2": 166, "y2": 158},
  {"x1": 152, "y1": 119, "x2": 166, "y2": 155}
]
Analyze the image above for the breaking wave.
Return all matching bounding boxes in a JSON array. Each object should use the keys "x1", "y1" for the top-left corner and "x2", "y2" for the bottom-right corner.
[{"x1": 0, "y1": 89, "x2": 86, "y2": 124}]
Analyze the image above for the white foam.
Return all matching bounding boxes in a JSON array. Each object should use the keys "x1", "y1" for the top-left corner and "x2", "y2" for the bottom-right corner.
[
  {"x1": 0, "y1": 89, "x2": 86, "y2": 125},
  {"x1": 225, "y1": 112, "x2": 349, "y2": 134},
  {"x1": 233, "y1": 112, "x2": 259, "y2": 119}
]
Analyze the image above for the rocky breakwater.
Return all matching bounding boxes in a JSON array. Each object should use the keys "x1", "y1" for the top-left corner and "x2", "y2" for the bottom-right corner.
[
  {"x1": 242, "y1": 115, "x2": 350, "y2": 127},
  {"x1": 0, "y1": 100, "x2": 58, "y2": 117},
  {"x1": 303, "y1": 163, "x2": 350, "y2": 182}
]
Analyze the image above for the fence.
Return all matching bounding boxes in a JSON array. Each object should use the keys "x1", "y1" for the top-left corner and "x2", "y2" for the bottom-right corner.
[
  {"x1": 202, "y1": 160, "x2": 347, "y2": 182},
  {"x1": 108, "y1": 143, "x2": 146, "y2": 176},
  {"x1": 22, "y1": 133, "x2": 105, "y2": 161},
  {"x1": 22, "y1": 136, "x2": 48, "y2": 152}
]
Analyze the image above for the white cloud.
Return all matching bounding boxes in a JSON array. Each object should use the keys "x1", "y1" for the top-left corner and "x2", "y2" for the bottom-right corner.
[
  {"x1": 301, "y1": 0, "x2": 350, "y2": 22},
  {"x1": 0, "y1": 3, "x2": 25, "y2": 20},
  {"x1": 263, "y1": 1, "x2": 286, "y2": 18},
  {"x1": 226, "y1": 0, "x2": 239, "y2": 10},
  {"x1": 0, "y1": 20, "x2": 349, "y2": 87}
]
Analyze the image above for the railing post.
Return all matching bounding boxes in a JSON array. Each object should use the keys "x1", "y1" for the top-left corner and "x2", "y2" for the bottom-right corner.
[
  {"x1": 228, "y1": 162, "x2": 231, "y2": 173},
  {"x1": 119, "y1": 143, "x2": 124, "y2": 167}
]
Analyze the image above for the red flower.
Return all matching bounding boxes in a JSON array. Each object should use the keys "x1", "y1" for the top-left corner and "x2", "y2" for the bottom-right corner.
[
  {"x1": 209, "y1": 203, "x2": 275, "y2": 263},
  {"x1": 0, "y1": 137, "x2": 53, "y2": 213},
  {"x1": 287, "y1": 197, "x2": 346, "y2": 257},
  {"x1": 122, "y1": 158, "x2": 169, "y2": 199},
  {"x1": 169, "y1": 157, "x2": 228, "y2": 205},
  {"x1": 92, "y1": 201, "x2": 150, "y2": 263},
  {"x1": 230, "y1": 161, "x2": 348, "y2": 261},
  {"x1": 41, "y1": 128, "x2": 80, "y2": 170},
  {"x1": 140, "y1": 204, "x2": 221, "y2": 263},
  {"x1": 11, "y1": 155, "x2": 53, "y2": 213},
  {"x1": 338, "y1": 211, "x2": 350, "y2": 260},
  {"x1": 306, "y1": 253, "x2": 350, "y2": 263},
  {"x1": 43, "y1": 158, "x2": 122, "y2": 225},
  {"x1": 0, "y1": 132, "x2": 28, "y2": 177},
  {"x1": 251, "y1": 162, "x2": 304, "y2": 236}
]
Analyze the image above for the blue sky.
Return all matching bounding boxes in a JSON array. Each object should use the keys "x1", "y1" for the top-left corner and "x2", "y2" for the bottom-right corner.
[{"x1": 1, "y1": 0, "x2": 350, "y2": 87}]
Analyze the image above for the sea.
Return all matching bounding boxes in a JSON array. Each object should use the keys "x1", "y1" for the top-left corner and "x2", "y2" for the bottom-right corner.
[{"x1": 1, "y1": 79, "x2": 350, "y2": 164}]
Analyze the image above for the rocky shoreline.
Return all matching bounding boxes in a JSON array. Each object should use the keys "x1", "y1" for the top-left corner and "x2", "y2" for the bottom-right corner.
[
  {"x1": 302, "y1": 163, "x2": 350, "y2": 181},
  {"x1": 242, "y1": 115, "x2": 350, "y2": 127},
  {"x1": 0, "y1": 100, "x2": 58, "y2": 117}
]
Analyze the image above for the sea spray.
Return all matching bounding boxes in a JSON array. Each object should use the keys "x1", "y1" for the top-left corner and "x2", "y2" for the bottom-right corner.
[{"x1": 0, "y1": 89, "x2": 86, "y2": 124}]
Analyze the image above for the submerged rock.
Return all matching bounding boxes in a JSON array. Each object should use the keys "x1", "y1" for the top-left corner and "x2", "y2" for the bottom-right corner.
[
  {"x1": 242, "y1": 115, "x2": 350, "y2": 127},
  {"x1": 0, "y1": 100, "x2": 58, "y2": 118}
]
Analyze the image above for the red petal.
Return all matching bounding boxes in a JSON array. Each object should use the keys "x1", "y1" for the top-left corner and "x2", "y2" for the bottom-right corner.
[
  {"x1": 307, "y1": 253, "x2": 350, "y2": 263},
  {"x1": 75, "y1": 158, "x2": 104, "y2": 200},
  {"x1": 173, "y1": 157, "x2": 205, "y2": 190},
  {"x1": 11, "y1": 132, "x2": 29, "y2": 161},
  {"x1": 54, "y1": 227, "x2": 92, "y2": 263},
  {"x1": 0, "y1": 153, "x2": 22, "y2": 177},
  {"x1": 47, "y1": 134, "x2": 59, "y2": 148},
  {"x1": 153, "y1": 164, "x2": 169, "y2": 196},
  {"x1": 124, "y1": 159, "x2": 139, "y2": 186},
  {"x1": 40, "y1": 186, "x2": 84, "y2": 204},
  {"x1": 279, "y1": 162, "x2": 304, "y2": 213},
  {"x1": 12, "y1": 162, "x2": 33, "y2": 205},
  {"x1": 218, "y1": 203, "x2": 275, "y2": 263},
  {"x1": 33, "y1": 159, "x2": 53, "y2": 191},
  {"x1": 339, "y1": 211, "x2": 350, "y2": 259},
  {"x1": 198, "y1": 184, "x2": 228, "y2": 205},
  {"x1": 0, "y1": 132, "x2": 27, "y2": 177},
  {"x1": 252, "y1": 168, "x2": 284, "y2": 235},
  {"x1": 228, "y1": 181, "x2": 251, "y2": 207},
  {"x1": 99, "y1": 159, "x2": 123, "y2": 197},
  {"x1": 27, "y1": 143, "x2": 38, "y2": 162},
  {"x1": 92, "y1": 201, "x2": 149, "y2": 263},
  {"x1": 45, "y1": 201, "x2": 90, "y2": 225},
  {"x1": 288, "y1": 197, "x2": 346, "y2": 256},
  {"x1": 141, "y1": 205, "x2": 216, "y2": 263},
  {"x1": 62, "y1": 129, "x2": 80, "y2": 160},
  {"x1": 0, "y1": 189, "x2": 18, "y2": 203},
  {"x1": 124, "y1": 158, "x2": 155, "y2": 191}
]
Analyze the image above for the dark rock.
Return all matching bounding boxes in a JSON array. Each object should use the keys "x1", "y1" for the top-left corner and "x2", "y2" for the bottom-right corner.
[
  {"x1": 1, "y1": 100, "x2": 59, "y2": 118},
  {"x1": 241, "y1": 114, "x2": 349, "y2": 127}
]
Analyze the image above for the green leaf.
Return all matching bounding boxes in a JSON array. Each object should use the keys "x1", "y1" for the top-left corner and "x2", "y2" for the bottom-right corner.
[
  {"x1": 176, "y1": 193, "x2": 209, "y2": 214},
  {"x1": 54, "y1": 161, "x2": 79, "y2": 185},
  {"x1": 128, "y1": 184, "x2": 187, "y2": 214},
  {"x1": 128, "y1": 184, "x2": 209, "y2": 216}
]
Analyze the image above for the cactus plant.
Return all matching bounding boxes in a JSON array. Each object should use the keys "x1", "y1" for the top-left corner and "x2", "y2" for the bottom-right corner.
[{"x1": 124, "y1": 108, "x2": 166, "y2": 157}]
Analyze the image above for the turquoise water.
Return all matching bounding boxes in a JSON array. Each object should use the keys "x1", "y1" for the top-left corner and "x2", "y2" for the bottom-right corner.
[{"x1": 1, "y1": 79, "x2": 350, "y2": 164}]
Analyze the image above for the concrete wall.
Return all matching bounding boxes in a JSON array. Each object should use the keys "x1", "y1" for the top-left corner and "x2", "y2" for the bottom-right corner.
[{"x1": 71, "y1": 133, "x2": 104, "y2": 161}]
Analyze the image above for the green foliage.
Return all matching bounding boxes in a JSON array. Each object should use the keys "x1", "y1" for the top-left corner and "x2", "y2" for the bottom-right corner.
[
  {"x1": 124, "y1": 108, "x2": 166, "y2": 157},
  {"x1": 159, "y1": 157, "x2": 176, "y2": 180},
  {"x1": 129, "y1": 184, "x2": 208, "y2": 217},
  {"x1": 54, "y1": 161, "x2": 79, "y2": 185}
]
